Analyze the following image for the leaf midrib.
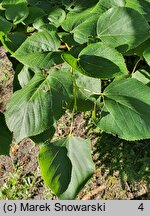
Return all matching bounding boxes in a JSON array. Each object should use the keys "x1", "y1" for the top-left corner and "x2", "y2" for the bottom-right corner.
[{"x1": 104, "y1": 95, "x2": 150, "y2": 116}]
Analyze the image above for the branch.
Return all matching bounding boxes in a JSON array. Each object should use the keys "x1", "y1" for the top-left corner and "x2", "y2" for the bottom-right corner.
[{"x1": 81, "y1": 183, "x2": 107, "y2": 200}]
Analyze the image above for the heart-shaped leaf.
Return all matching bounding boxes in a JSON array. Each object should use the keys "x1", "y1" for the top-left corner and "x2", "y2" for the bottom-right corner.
[
  {"x1": 97, "y1": 78, "x2": 150, "y2": 141},
  {"x1": 13, "y1": 31, "x2": 62, "y2": 69},
  {"x1": 5, "y1": 3, "x2": 29, "y2": 24},
  {"x1": 63, "y1": 42, "x2": 128, "y2": 79},
  {"x1": 5, "y1": 68, "x2": 73, "y2": 142},
  {"x1": 38, "y1": 136, "x2": 94, "y2": 199},
  {"x1": 97, "y1": 7, "x2": 150, "y2": 51}
]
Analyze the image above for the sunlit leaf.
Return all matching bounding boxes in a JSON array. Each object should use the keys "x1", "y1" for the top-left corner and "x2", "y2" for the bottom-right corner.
[
  {"x1": 97, "y1": 7, "x2": 150, "y2": 52},
  {"x1": 13, "y1": 31, "x2": 62, "y2": 69},
  {"x1": 98, "y1": 78, "x2": 150, "y2": 140},
  {"x1": 5, "y1": 68, "x2": 73, "y2": 142}
]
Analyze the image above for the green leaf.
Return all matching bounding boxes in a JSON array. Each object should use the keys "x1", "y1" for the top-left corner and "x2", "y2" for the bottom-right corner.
[
  {"x1": 132, "y1": 69, "x2": 150, "y2": 86},
  {"x1": 30, "y1": 126, "x2": 55, "y2": 144},
  {"x1": 2, "y1": 32, "x2": 27, "y2": 53},
  {"x1": 5, "y1": 68, "x2": 73, "y2": 142},
  {"x1": 38, "y1": 136, "x2": 94, "y2": 199},
  {"x1": 59, "y1": 32, "x2": 79, "y2": 47},
  {"x1": 48, "y1": 8, "x2": 66, "y2": 27},
  {"x1": 97, "y1": 78, "x2": 150, "y2": 141},
  {"x1": 18, "y1": 65, "x2": 34, "y2": 87},
  {"x1": 24, "y1": 6, "x2": 46, "y2": 25},
  {"x1": 12, "y1": 31, "x2": 62, "y2": 69},
  {"x1": 75, "y1": 71, "x2": 101, "y2": 95},
  {"x1": 99, "y1": 0, "x2": 125, "y2": 8},
  {"x1": 62, "y1": 9, "x2": 95, "y2": 31},
  {"x1": 63, "y1": 43, "x2": 128, "y2": 79},
  {"x1": 0, "y1": 112, "x2": 12, "y2": 155},
  {"x1": 125, "y1": 38, "x2": 150, "y2": 57},
  {"x1": 1, "y1": 0, "x2": 27, "y2": 7},
  {"x1": 72, "y1": 14, "x2": 99, "y2": 44},
  {"x1": 64, "y1": 0, "x2": 125, "y2": 12},
  {"x1": 60, "y1": 136, "x2": 94, "y2": 200},
  {"x1": 0, "y1": 16, "x2": 12, "y2": 34},
  {"x1": 97, "y1": 7, "x2": 150, "y2": 52},
  {"x1": 12, "y1": 64, "x2": 22, "y2": 92},
  {"x1": 5, "y1": 3, "x2": 29, "y2": 24},
  {"x1": 62, "y1": 5, "x2": 102, "y2": 44},
  {"x1": 64, "y1": 0, "x2": 125, "y2": 44},
  {"x1": 32, "y1": 17, "x2": 55, "y2": 31},
  {"x1": 27, "y1": 0, "x2": 52, "y2": 12},
  {"x1": 62, "y1": 0, "x2": 99, "y2": 11},
  {"x1": 78, "y1": 42, "x2": 128, "y2": 78},
  {"x1": 70, "y1": 71, "x2": 101, "y2": 111},
  {"x1": 39, "y1": 24, "x2": 57, "y2": 32},
  {"x1": 62, "y1": 52, "x2": 85, "y2": 75},
  {"x1": 125, "y1": 0, "x2": 150, "y2": 21},
  {"x1": 38, "y1": 138, "x2": 72, "y2": 196},
  {"x1": 144, "y1": 46, "x2": 150, "y2": 66}
]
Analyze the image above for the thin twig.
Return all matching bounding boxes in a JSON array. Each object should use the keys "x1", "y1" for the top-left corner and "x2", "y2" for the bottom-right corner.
[
  {"x1": 132, "y1": 57, "x2": 142, "y2": 74},
  {"x1": 81, "y1": 183, "x2": 107, "y2": 200}
]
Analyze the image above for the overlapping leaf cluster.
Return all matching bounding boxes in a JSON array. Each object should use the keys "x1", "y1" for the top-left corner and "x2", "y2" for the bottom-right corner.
[{"x1": 0, "y1": 0, "x2": 150, "y2": 199}]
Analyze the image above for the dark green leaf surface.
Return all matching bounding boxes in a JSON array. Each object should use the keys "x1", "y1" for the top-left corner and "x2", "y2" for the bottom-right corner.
[
  {"x1": 62, "y1": 0, "x2": 116, "y2": 44},
  {"x1": 62, "y1": 0, "x2": 99, "y2": 11},
  {"x1": 38, "y1": 138, "x2": 72, "y2": 196},
  {"x1": 62, "y1": 52, "x2": 85, "y2": 74},
  {"x1": 62, "y1": 9, "x2": 98, "y2": 43},
  {"x1": 125, "y1": 0, "x2": 150, "y2": 21},
  {"x1": 5, "y1": 68, "x2": 73, "y2": 142},
  {"x1": 30, "y1": 126, "x2": 55, "y2": 144},
  {"x1": 63, "y1": 43, "x2": 128, "y2": 79},
  {"x1": 27, "y1": 0, "x2": 52, "y2": 12},
  {"x1": 78, "y1": 43, "x2": 128, "y2": 78},
  {"x1": 98, "y1": 78, "x2": 150, "y2": 140},
  {"x1": 144, "y1": 46, "x2": 150, "y2": 66},
  {"x1": 125, "y1": 38, "x2": 150, "y2": 57},
  {"x1": 62, "y1": 0, "x2": 112, "y2": 44},
  {"x1": 24, "y1": 6, "x2": 45, "y2": 25},
  {"x1": 60, "y1": 136, "x2": 94, "y2": 200},
  {"x1": 75, "y1": 71, "x2": 101, "y2": 96},
  {"x1": 5, "y1": 3, "x2": 29, "y2": 24},
  {"x1": 3, "y1": 32, "x2": 27, "y2": 53},
  {"x1": 38, "y1": 136, "x2": 94, "y2": 199},
  {"x1": 0, "y1": 113, "x2": 12, "y2": 155},
  {"x1": 0, "y1": 16, "x2": 12, "y2": 34}
]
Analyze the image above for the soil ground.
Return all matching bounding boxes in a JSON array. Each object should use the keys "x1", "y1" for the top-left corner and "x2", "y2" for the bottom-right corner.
[{"x1": 0, "y1": 47, "x2": 149, "y2": 200}]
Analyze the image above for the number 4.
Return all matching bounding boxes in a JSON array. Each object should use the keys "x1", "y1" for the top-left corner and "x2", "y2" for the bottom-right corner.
[{"x1": 138, "y1": 203, "x2": 144, "y2": 211}]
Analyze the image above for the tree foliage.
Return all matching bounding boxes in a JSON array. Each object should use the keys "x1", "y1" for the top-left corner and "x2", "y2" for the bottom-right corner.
[{"x1": 0, "y1": 0, "x2": 150, "y2": 199}]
